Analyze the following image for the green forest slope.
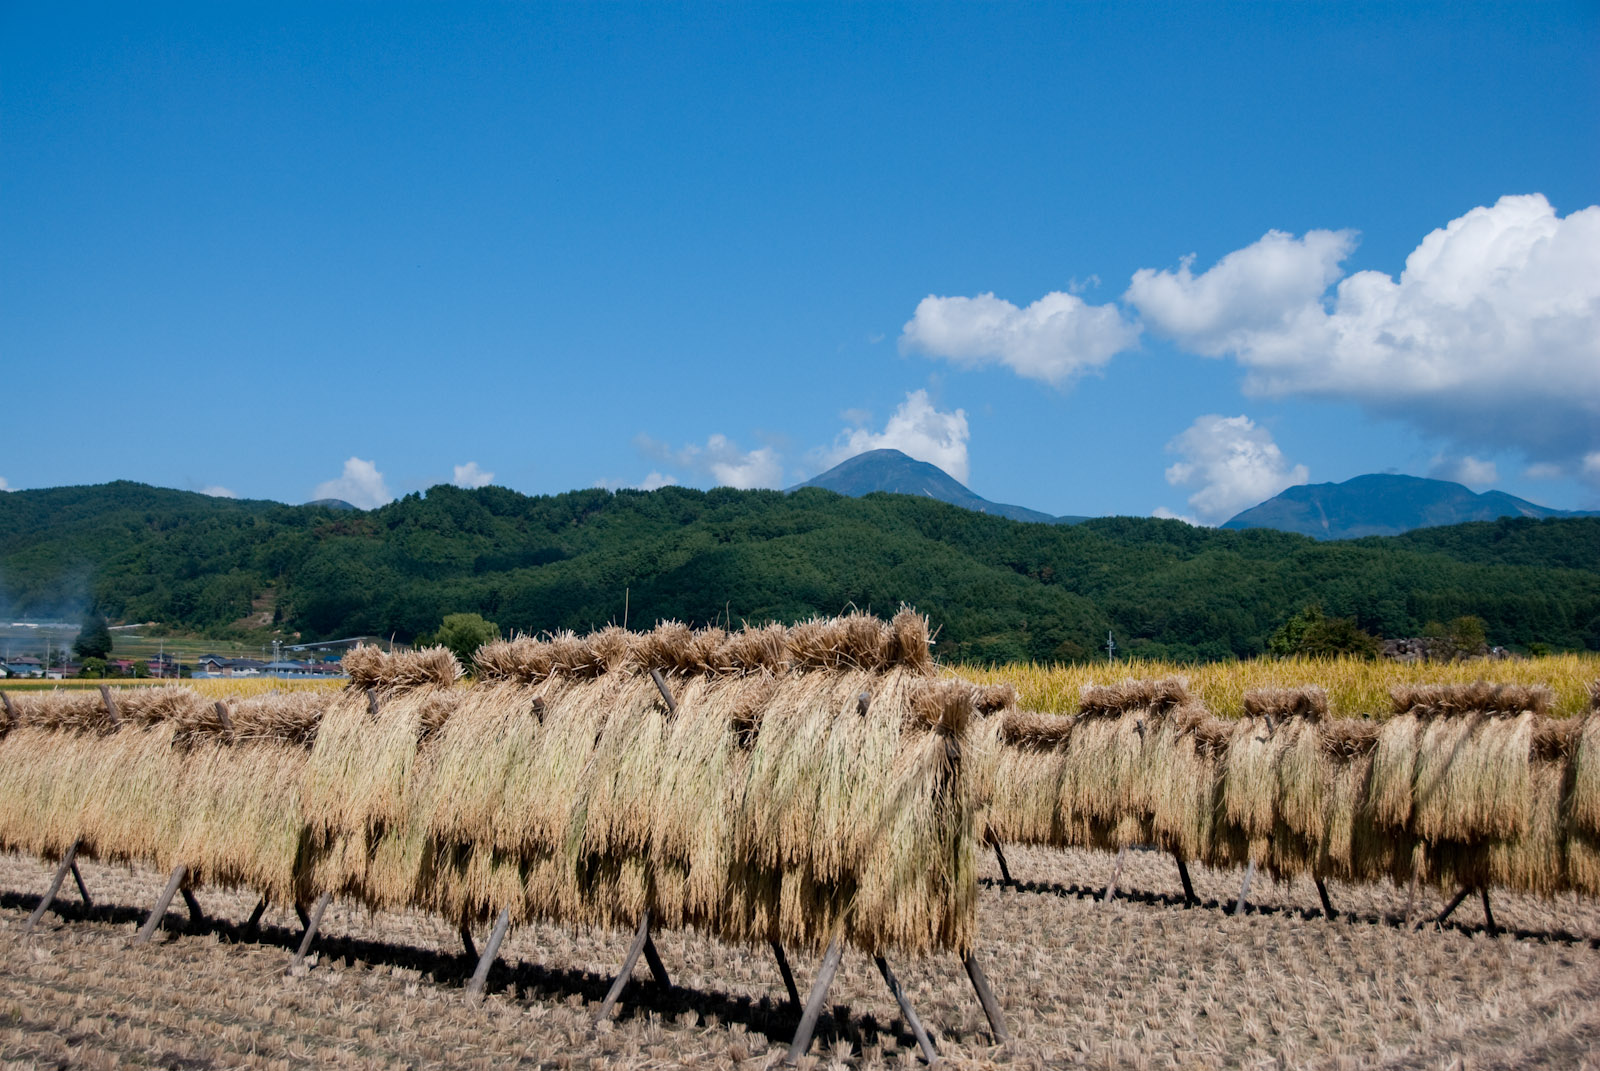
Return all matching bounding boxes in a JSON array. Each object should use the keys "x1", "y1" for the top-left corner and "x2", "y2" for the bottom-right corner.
[{"x1": 2, "y1": 481, "x2": 1597, "y2": 663}]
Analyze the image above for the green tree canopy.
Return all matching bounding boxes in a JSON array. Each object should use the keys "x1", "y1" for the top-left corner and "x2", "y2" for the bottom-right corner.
[
  {"x1": 73, "y1": 610, "x2": 112, "y2": 660},
  {"x1": 427, "y1": 612, "x2": 500, "y2": 671},
  {"x1": 1268, "y1": 604, "x2": 1380, "y2": 659}
]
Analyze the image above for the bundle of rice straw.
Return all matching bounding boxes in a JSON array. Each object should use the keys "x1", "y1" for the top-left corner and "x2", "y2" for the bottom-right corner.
[{"x1": 414, "y1": 610, "x2": 993, "y2": 955}]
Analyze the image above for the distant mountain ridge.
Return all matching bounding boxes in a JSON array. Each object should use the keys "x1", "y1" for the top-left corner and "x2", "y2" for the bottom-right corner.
[
  {"x1": 789, "y1": 449, "x2": 1086, "y2": 524},
  {"x1": 1223, "y1": 473, "x2": 1598, "y2": 540}
]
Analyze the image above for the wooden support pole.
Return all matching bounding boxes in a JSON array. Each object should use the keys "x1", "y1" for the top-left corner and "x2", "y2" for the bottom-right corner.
[
  {"x1": 1315, "y1": 877, "x2": 1337, "y2": 920},
  {"x1": 1173, "y1": 852, "x2": 1196, "y2": 906},
  {"x1": 134, "y1": 865, "x2": 187, "y2": 944},
  {"x1": 70, "y1": 862, "x2": 92, "y2": 909},
  {"x1": 98, "y1": 685, "x2": 121, "y2": 727},
  {"x1": 1101, "y1": 847, "x2": 1128, "y2": 904},
  {"x1": 466, "y1": 907, "x2": 511, "y2": 1000},
  {"x1": 857, "y1": 691, "x2": 871, "y2": 717},
  {"x1": 1480, "y1": 887, "x2": 1497, "y2": 935},
  {"x1": 961, "y1": 952, "x2": 1010, "y2": 1044},
  {"x1": 595, "y1": 911, "x2": 655, "y2": 1023},
  {"x1": 25, "y1": 839, "x2": 81, "y2": 933},
  {"x1": 1429, "y1": 885, "x2": 1472, "y2": 927},
  {"x1": 212, "y1": 701, "x2": 234, "y2": 737},
  {"x1": 784, "y1": 937, "x2": 844, "y2": 1065},
  {"x1": 992, "y1": 842, "x2": 1013, "y2": 886},
  {"x1": 0, "y1": 688, "x2": 15, "y2": 728},
  {"x1": 1232, "y1": 859, "x2": 1256, "y2": 917},
  {"x1": 181, "y1": 887, "x2": 205, "y2": 928},
  {"x1": 771, "y1": 941, "x2": 802, "y2": 1008},
  {"x1": 650, "y1": 669, "x2": 678, "y2": 715},
  {"x1": 295, "y1": 903, "x2": 310, "y2": 929},
  {"x1": 877, "y1": 957, "x2": 938, "y2": 1065},
  {"x1": 291, "y1": 892, "x2": 331, "y2": 967},
  {"x1": 459, "y1": 922, "x2": 478, "y2": 962},
  {"x1": 641, "y1": 933, "x2": 671, "y2": 989},
  {"x1": 366, "y1": 688, "x2": 381, "y2": 720},
  {"x1": 243, "y1": 898, "x2": 268, "y2": 938}
]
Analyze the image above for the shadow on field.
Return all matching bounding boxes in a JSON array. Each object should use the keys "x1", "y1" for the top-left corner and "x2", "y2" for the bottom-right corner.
[
  {"x1": 4, "y1": 889, "x2": 929, "y2": 1056},
  {"x1": 977, "y1": 876, "x2": 1600, "y2": 948}
]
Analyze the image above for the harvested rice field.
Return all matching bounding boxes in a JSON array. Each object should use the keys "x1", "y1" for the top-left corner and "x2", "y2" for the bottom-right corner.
[{"x1": 5, "y1": 846, "x2": 1599, "y2": 1070}]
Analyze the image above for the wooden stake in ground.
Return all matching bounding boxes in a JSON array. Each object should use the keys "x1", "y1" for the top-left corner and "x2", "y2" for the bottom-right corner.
[
  {"x1": 1232, "y1": 859, "x2": 1256, "y2": 917},
  {"x1": 1314, "y1": 877, "x2": 1337, "y2": 920},
  {"x1": 242, "y1": 898, "x2": 269, "y2": 939},
  {"x1": 1101, "y1": 847, "x2": 1128, "y2": 904},
  {"x1": 876, "y1": 957, "x2": 938, "y2": 1064},
  {"x1": 180, "y1": 887, "x2": 205, "y2": 929},
  {"x1": 1402, "y1": 870, "x2": 1421, "y2": 927},
  {"x1": 134, "y1": 865, "x2": 188, "y2": 944},
  {"x1": 70, "y1": 861, "x2": 92, "y2": 909},
  {"x1": 594, "y1": 911, "x2": 662, "y2": 1023},
  {"x1": 770, "y1": 942, "x2": 802, "y2": 1008},
  {"x1": 290, "y1": 893, "x2": 331, "y2": 968},
  {"x1": 98, "y1": 685, "x2": 121, "y2": 727},
  {"x1": 1429, "y1": 885, "x2": 1472, "y2": 928},
  {"x1": 961, "y1": 952, "x2": 1010, "y2": 1043},
  {"x1": 466, "y1": 908, "x2": 511, "y2": 1001},
  {"x1": 1172, "y1": 852, "x2": 1196, "y2": 906},
  {"x1": 785, "y1": 936, "x2": 845, "y2": 1065},
  {"x1": 1479, "y1": 888, "x2": 1498, "y2": 935},
  {"x1": 991, "y1": 841, "x2": 1014, "y2": 886},
  {"x1": 25, "y1": 839, "x2": 84, "y2": 933}
]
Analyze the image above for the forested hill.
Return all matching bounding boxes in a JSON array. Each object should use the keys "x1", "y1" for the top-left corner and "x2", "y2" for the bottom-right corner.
[{"x1": 2, "y1": 481, "x2": 1598, "y2": 663}]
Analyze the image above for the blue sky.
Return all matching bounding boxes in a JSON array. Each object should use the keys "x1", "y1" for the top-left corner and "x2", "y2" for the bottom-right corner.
[{"x1": 4, "y1": 3, "x2": 1597, "y2": 522}]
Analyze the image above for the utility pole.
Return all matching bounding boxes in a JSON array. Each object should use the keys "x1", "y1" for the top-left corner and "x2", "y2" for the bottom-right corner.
[{"x1": 1105, "y1": 631, "x2": 1117, "y2": 663}]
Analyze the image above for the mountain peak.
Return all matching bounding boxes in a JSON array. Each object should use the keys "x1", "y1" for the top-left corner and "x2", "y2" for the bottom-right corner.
[
  {"x1": 1223, "y1": 473, "x2": 1595, "y2": 539},
  {"x1": 789, "y1": 449, "x2": 1078, "y2": 524}
]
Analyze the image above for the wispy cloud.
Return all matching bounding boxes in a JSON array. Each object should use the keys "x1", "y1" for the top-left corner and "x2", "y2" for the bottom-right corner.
[
  {"x1": 638, "y1": 433, "x2": 783, "y2": 490},
  {"x1": 0, "y1": 477, "x2": 10, "y2": 492},
  {"x1": 452, "y1": 461, "x2": 494, "y2": 489},
  {"x1": 312, "y1": 457, "x2": 392, "y2": 509},
  {"x1": 1159, "y1": 414, "x2": 1308, "y2": 525},
  {"x1": 199, "y1": 485, "x2": 237, "y2": 498}
]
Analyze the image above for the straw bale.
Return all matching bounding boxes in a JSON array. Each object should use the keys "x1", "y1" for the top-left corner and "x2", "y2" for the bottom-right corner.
[
  {"x1": 474, "y1": 635, "x2": 557, "y2": 684},
  {"x1": 1243, "y1": 686, "x2": 1327, "y2": 722},
  {"x1": 711, "y1": 623, "x2": 790, "y2": 676},
  {"x1": 1078, "y1": 678, "x2": 1189, "y2": 718},
  {"x1": 1368, "y1": 713, "x2": 1420, "y2": 831},
  {"x1": 6, "y1": 689, "x2": 115, "y2": 733},
  {"x1": 1410, "y1": 711, "x2": 1532, "y2": 842},
  {"x1": 343, "y1": 644, "x2": 462, "y2": 690},
  {"x1": 1392, "y1": 681, "x2": 1552, "y2": 719},
  {"x1": 1571, "y1": 713, "x2": 1600, "y2": 838}
]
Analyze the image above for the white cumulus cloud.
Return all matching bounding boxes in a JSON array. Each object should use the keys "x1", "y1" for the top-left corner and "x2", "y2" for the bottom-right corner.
[
  {"x1": 1429, "y1": 455, "x2": 1499, "y2": 488},
  {"x1": 312, "y1": 457, "x2": 392, "y2": 510},
  {"x1": 1128, "y1": 195, "x2": 1600, "y2": 464},
  {"x1": 0, "y1": 477, "x2": 10, "y2": 491},
  {"x1": 818, "y1": 389, "x2": 972, "y2": 483},
  {"x1": 636, "y1": 471, "x2": 678, "y2": 491},
  {"x1": 452, "y1": 462, "x2": 494, "y2": 489},
  {"x1": 199, "y1": 485, "x2": 237, "y2": 498},
  {"x1": 1126, "y1": 228, "x2": 1355, "y2": 355},
  {"x1": 1161, "y1": 414, "x2": 1309, "y2": 525},
  {"x1": 900, "y1": 290, "x2": 1140, "y2": 386}
]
